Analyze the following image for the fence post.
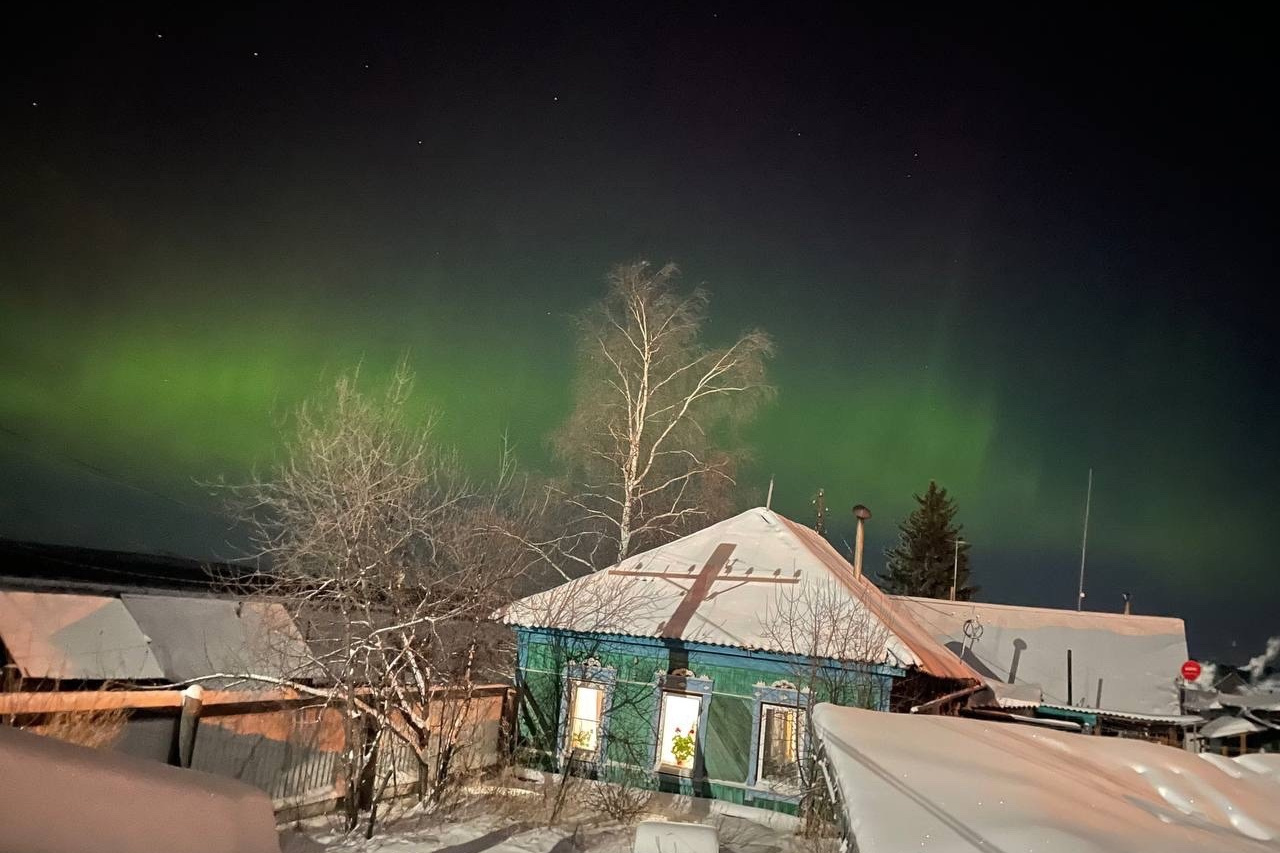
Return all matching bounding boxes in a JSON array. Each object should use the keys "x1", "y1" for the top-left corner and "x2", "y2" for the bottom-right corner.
[{"x1": 176, "y1": 685, "x2": 204, "y2": 768}]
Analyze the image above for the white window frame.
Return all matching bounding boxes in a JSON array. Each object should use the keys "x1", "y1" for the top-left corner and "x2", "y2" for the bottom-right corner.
[
  {"x1": 756, "y1": 702, "x2": 807, "y2": 787},
  {"x1": 566, "y1": 679, "x2": 605, "y2": 756},
  {"x1": 655, "y1": 690, "x2": 704, "y2": 774}
]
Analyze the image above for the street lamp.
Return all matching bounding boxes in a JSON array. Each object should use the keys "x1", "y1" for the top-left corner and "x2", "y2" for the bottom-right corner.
[{"x1": 950, "y1": 539, "x2": 967, "y2": 602}]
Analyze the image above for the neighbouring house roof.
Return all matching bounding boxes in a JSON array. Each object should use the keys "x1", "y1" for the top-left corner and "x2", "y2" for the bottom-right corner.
[
  {"x1": 121, "y1": 595, "x2": 318, "y2": 689},
  {"x1": 1200, "y1": 714, "x2": 1268, "y2": 739},
  {"x1": 1185, "y1": 688, "x2": 1280, "y2": 713},
  {"x1": 0, "y1": 591, "x2": 165, "y2": 681},
  {"x1": 811, "y1": 702, "x2": 1280, "y2": 853},
  {"x1": 891, "y1": 595, "x2": 1189, "y2": 716},
  {"x1": 502, "y1": 508, "x2": 980, "y2": 682}
]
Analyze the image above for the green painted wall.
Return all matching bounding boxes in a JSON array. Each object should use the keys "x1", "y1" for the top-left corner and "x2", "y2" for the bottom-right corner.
[{"x1": 514, "y1": 628, "x2": 896, "y2": 810}]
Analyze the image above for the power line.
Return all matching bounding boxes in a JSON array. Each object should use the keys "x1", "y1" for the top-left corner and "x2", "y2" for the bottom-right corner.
[{"x1": 0, "y1": 421, "x2": 219, "y2": 518}]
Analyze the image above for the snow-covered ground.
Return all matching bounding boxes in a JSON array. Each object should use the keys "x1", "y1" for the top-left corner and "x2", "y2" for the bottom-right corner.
[{"x1": 279, "y1": 786, "x2": 805, "y2": 853}]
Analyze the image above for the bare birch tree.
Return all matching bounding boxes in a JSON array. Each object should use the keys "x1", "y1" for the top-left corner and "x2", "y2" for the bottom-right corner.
[
  {"x1": 223, "y1": 361, "x2": 535, "y2": 834},
  {"x1": 552, "y1": 261, "x2": 773, "y2": 569}
]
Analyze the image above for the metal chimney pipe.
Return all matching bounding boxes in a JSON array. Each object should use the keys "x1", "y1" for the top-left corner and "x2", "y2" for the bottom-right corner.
[
  {"x1": 1122, "y1": 592, "x2": 1132, "y2": 615},
  {"x1": 852, "y1": 505, "x2": 871, "y2": 578}
]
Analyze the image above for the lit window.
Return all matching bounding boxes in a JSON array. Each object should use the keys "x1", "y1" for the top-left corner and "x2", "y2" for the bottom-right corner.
[
  {"x1": 568, "y1": 682, "x2": 604, "y2": 753},
  {"x1": 656, "y1": 692, "x2": 702, "y2": 771},
  {"x1": 758, "y1": 704, "x2": 805, "y2": 784}
]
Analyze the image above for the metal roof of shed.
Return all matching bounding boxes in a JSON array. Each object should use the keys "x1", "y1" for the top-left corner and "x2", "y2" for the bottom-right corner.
[
  {"x1": 0, "y1": 591, "x2": 164, "y2": 681},
  {"x1": 892, "y1": 595, "x2": 1189, "y2": 716},
  {"x1": 121, "y1": 595, "x2": 316, "y2": 688}
]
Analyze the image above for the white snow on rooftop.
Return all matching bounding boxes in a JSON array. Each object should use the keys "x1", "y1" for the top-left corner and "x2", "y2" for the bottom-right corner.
[
  {"x1": 892, "y1": 595, "x2": 1189, "y2": 715},
  {"x1": 502, "y1": 508, "x2": 979, "y2": 681},
  {"x1": 812, "y1": 703, "x2": 1280, "y2": 853}
]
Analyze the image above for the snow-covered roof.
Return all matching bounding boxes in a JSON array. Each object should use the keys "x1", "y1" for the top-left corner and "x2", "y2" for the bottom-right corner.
[
  {"x1": 0, "y1": 591, "x2": 165, "y2": 680},
  {"x1": 121, "y1": 595, "x2": 319, "y2": 688},
  {"x1": 811, "y1": 702, "x2": 1280, "y2": 852},
  {"x1": 502, "y1": 508, "x2": 979, "y2": 681},
  {"x1": 1200, "y1": 715, "x2": 1268, "y2": 739},
  {"x1": 981, "y1": 677, "x2": 1042, "y2": 709},
  {"x1": 1186, "y1": 688, "x2": 1280, "y2": 713},
  {"x1": 892, "y1": 595, "x2": 1188, "y2": 716}
]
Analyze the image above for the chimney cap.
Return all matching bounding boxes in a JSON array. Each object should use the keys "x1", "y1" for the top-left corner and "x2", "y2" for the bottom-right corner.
[{"x1": 852, "y1": 504, "x2": 872, "y2": 520}]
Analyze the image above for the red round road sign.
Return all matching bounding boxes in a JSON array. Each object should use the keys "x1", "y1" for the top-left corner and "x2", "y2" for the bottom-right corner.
[{"x1": 1181, "y1": 660, "x2": 1202, "y2": 681}]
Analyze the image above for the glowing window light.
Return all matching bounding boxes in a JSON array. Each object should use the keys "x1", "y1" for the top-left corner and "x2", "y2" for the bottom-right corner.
[
  {"x1": 657, "y1": 692, "x2": 702, "y2": 770},
  {"x1": 569, "y1": 682, "x2": 604, "y2": 752}
]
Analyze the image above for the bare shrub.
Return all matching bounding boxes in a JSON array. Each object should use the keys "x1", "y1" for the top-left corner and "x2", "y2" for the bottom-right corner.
[
  {"x1": 26, "y1": 705, "x2": 129, "y2": 749},
  {"x1": 584, "y1": 769, "x2": 654, "y2": 824},
  {"x1": 0, "y1": 676, "x2": 130, "y2": 751},
  {"x1": 791, "y1": 827, "x2": 845, "y2": 853}
]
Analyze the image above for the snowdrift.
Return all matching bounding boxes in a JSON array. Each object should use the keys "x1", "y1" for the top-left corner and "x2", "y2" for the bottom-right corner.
[{"x1": 811, "y1": 703, "x2": 1280, "y2": 852}]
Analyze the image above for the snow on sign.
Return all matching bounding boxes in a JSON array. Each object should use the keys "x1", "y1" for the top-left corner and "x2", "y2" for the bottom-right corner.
[{"x1": 1181, "y1": 659, "x2": 1202, "y2": 681}]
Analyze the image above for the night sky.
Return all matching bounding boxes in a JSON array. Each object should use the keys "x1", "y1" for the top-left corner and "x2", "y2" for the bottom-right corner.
[{"x1": 2, "y1": 8, "x2": 1274, "y2": 661}]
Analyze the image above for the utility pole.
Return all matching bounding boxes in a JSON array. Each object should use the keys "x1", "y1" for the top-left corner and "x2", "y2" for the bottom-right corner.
[
  {"x1": 812, "y1": 488, "x2": 827, "y2": 536},
  {"x1": 1077, "y1": 468, "x2": 1092, "y2": 611}
]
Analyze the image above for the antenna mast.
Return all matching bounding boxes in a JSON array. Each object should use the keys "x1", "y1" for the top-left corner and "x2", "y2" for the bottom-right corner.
[
  {"x1": 812, "y1": 488, "x2": 827, "y2": 536},
  {"x1": 1077, "y1": 468, "x2": 1092, "y2": 611}
]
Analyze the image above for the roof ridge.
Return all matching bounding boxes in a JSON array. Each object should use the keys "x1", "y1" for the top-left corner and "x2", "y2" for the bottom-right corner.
[{"x1": 890, "y1": 594, "x2": 1185, "y2": 625}]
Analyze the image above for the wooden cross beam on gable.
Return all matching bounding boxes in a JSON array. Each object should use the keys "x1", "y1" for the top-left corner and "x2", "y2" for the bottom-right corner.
[{"x1": 609, "y1": 542, "x2": 801, "y2": 638}]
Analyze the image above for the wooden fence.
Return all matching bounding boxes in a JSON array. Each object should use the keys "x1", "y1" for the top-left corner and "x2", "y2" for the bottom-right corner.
[{"x1": 0, "y1": 684, "x2": 513, "y2": 818}]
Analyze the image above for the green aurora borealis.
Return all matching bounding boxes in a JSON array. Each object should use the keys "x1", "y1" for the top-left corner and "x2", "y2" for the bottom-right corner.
[{"x1": 2, "y1": 8, "x2": 1274, "y2": 658}]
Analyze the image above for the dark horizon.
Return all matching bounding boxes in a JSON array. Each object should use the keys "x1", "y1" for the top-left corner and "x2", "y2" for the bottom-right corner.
[{"x1": 2, "y1": 7, "x2": 1275, "y2": 662}]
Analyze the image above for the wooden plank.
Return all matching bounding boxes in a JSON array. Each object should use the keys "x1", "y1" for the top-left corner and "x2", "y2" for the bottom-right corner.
[
  {"x1": 0, "y1": 691, "x2": 184, "y2": 714},
  {"x1": 0, "y1": 683, "x2": 512, "y2": 715}
]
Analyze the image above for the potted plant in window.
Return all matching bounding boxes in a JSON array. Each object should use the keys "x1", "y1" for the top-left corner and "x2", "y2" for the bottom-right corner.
[
  {"x1": 671, "y1": 726, "x2": 696, "y2": 769},
  {"x1": 571, "y1": 728, "x2": 593, "y2": 751}
]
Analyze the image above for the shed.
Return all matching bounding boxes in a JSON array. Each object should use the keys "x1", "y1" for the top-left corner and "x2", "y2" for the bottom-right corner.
[{"x1": 891, "y1": 596, "x2": 1189, "y2": 716}]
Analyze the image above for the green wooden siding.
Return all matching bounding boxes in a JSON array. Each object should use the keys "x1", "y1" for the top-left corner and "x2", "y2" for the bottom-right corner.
[
  {"x1": 515, "y1": 628, "x2": 898, "y2": 811},
  {"x1": 704, "y1": 694, "x2": 752, "y2": 782}
]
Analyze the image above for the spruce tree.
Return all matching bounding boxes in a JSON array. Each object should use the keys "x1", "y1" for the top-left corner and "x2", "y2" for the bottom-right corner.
[{"x1": 881, "y1": 481, "x2": 976, "y2": 599}]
